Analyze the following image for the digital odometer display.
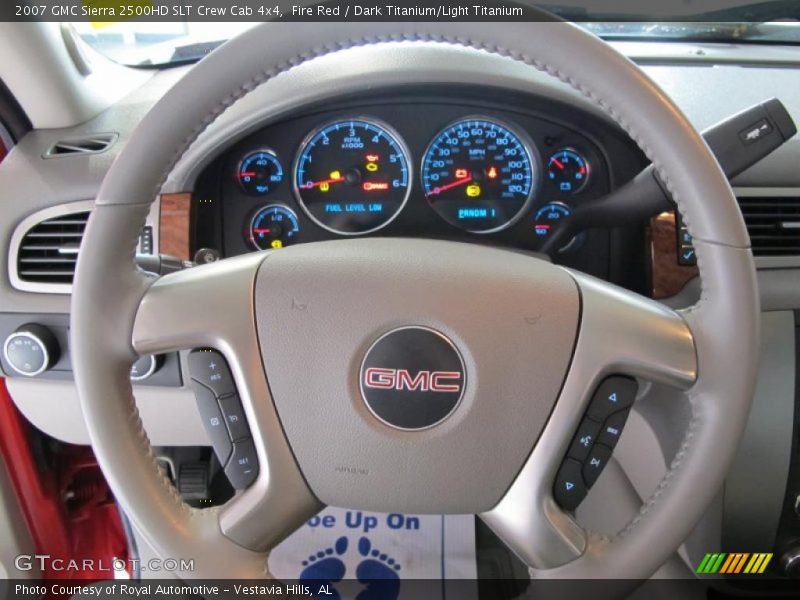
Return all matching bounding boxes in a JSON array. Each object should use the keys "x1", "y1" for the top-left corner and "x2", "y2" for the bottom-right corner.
[
  {"x1": 294, "y1": 118, "x2": 412, "y2": 235},
  {"x1": 421, "y1": 118, "x2": 536, "y2": 233}
]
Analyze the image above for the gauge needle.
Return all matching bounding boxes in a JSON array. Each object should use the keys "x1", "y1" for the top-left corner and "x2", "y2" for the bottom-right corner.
[
  {"x1": 302, "y1": 176, "x2": 345, "y2": 189},
  {"x1": 428, "y1": 175, "x2": 473, "y2": 196},
  {"x1": 240, "y1": 171, "x2": 256, "y2": 177},
  {"x1": 252, "y1": 228, "x2": 272, "y2": 234},
  {"x1": 551, "y1": 158, "x2": 565, "y2": 170}
]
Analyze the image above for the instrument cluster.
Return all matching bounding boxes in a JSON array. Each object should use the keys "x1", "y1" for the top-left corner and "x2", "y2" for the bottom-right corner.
[{"x1": 196, "y1": 92, "x2": 615, "y2": 260}]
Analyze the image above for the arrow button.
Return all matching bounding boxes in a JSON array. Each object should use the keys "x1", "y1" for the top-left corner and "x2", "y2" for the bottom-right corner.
[
  {"x1": 587, "y1": 376, "x2": 637, "y2": 422},
  {"x1": 554, "y1": 459, "x2": 587, "y2": 511}
]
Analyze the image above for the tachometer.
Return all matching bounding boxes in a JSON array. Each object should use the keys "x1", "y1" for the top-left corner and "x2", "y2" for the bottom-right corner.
[
  {"x1": 293, "y1": 118, "x2": 411, "y2": 235},
  {"x1": 421, "y1": 117, "x2": 537, "y2": 233}
]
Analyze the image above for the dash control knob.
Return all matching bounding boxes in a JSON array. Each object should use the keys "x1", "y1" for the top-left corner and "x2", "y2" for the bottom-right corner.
[
  {"x1": 130, "y1": 354, "x2": 164, "y2": 382},
  {"x1": 3, "y1": 324, "x2": 60, "y2": 377}
]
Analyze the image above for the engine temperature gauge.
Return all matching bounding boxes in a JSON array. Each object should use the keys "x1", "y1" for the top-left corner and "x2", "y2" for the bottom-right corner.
[
  {"x1": 547, "y1": 148, "x2": 589, "y2": 194},
  {"x1": 249, "y1": 205, "x2": 300, "y2": 250}
]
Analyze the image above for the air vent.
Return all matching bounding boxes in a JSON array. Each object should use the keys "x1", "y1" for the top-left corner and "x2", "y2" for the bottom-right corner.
[
  {"x1": 16, "y1": 211, "x2": 90, "y2": 285},
  {"x1": 44, "y1": 133, "x2": 117, "y2": 158},
  {"x1": 738, "y1": 196, "x2": 800, "y2": 257}
]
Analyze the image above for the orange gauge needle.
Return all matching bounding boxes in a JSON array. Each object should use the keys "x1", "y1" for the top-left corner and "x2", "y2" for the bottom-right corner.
[
  {"x1": 428, "y1": 175, "x2": 472, "y2": 196},
  {"x1": 302, "y1": 176, "x2": 345, "y2": 189}
]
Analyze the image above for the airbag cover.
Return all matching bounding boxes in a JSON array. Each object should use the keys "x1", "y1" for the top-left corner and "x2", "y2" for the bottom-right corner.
[{"x1": 255, "y1": 238, "x2": 579, "y2": 513}]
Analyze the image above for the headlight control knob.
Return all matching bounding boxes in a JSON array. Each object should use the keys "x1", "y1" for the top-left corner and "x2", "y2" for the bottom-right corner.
[
  {"x1": 3, "y1": 324, "x2": 60, "y2": 377},
  {"x1": 130, "y1": 354, "x2": 164, "y2": 382}
]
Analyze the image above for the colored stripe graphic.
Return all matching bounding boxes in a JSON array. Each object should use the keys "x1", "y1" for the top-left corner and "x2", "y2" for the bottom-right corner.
[
  {"x1": 697, "y1": 552, "x2": 772, "y2": 574},
  {"x1": 719, "y1": 554, "x2": 735, "y2": 574},
  {"x1": 711, "y1": 553, "x2": 726, "y2": 573}
]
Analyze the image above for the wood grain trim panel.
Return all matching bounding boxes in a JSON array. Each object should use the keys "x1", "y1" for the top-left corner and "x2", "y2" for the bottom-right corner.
[
  {"x1": 650, "y1": 211, "x2": 698, "y2": 299},
  {"x1": 159, "y1": 193, "x2": 191, "y2": 261}
]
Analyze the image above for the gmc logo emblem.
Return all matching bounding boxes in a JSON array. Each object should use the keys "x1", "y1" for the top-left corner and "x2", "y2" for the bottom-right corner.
[{"x1": 363, "y1": 368, "x2": 462, "y2": 393}]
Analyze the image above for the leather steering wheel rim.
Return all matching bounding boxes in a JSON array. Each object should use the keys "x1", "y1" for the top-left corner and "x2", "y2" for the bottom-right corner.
[{"x1": 71, "y1": 22, "x2": 759, "y2": 584}]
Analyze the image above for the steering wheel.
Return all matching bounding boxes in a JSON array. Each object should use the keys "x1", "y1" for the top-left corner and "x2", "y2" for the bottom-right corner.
[{"x1": 71, "y1": 22, "x2": 759, "y2": 584}]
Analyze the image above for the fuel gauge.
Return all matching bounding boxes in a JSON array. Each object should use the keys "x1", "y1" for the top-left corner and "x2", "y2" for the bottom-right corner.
[{"x1": 249, "y1": 205, "x2": 300, "y2": 250}]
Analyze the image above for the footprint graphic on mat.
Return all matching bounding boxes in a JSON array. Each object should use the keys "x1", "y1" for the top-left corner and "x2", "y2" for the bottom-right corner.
[
  {"x1": 355, "y1": 536, "x2": 401, "y2": 600},
  {"x1": 299, "y1": 536, "x2": 348, "y2": 600}
]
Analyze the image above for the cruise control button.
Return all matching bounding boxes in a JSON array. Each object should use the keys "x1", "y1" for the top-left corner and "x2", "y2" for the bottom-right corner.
[
  {"x1": 190, "y1": 381, "x2": 232, "y2": 465},
  {"x1": 583, "y1": 444, "x2": 613, "y2": 488},
  {"x1": 225, "y1": 438, "x2": 259, "y2": 489},
  {"x1": 596, "y1": 410, "x2": 630, "y2": 449},
  {"x1": 567, "y1": 418, "x2": 602, "y2": 462},
  {"x1": 218, "y1": 394, "x2": 250, "y2": 441},
  {"x1": 586, "y1": 376, "x2": 637, "y2": 422},
  {"x1": 188, "y1": 349, "x2": 236, "y2": 397},
  {"x1": 553, "y1": 459, "x2": 587, "y2": 511}
]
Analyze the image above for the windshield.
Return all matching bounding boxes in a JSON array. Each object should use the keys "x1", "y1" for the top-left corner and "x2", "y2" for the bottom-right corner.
[
  {"x1": 71, "y1": 22, "x2": 257, "y2": 66},
  {"x1": 72, "y1": 1, "x2": 800, "y2": 67}
]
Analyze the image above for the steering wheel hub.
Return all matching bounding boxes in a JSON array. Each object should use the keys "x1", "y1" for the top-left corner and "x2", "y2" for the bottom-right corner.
[
  {"x1": 255, "y1": 239, "x2": 579, "y2": 514},
  {"x1": 359, "y1": 325, "x2": 466, "y2": 431}
]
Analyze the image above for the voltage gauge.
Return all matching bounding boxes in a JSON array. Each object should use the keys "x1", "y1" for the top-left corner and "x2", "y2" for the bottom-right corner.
[{"x1": 547, "y1": 148, "x2": 589, "y2": 194}]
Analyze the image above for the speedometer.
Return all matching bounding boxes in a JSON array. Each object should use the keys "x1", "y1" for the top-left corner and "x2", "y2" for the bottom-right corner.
[
  {"x1": 293, "y1": 118, "x2": 412, "y2": 235},
  {"x1": 421, "y1": 117, "x2": 537, "y2": 233}
]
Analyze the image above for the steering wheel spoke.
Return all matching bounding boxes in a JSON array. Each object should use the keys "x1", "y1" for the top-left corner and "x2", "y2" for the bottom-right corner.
[
  {"x1": 133, "y1": 253, "x2": 321, "y2": 552},
  {"x1": 568, "y1": 271, "x2": 697, "y2": 390},
  {"x1": 482, "y1": 273, "x2": 696, "y2": 570}
]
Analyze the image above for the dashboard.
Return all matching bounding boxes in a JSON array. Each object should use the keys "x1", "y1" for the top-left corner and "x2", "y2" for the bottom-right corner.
[{"x1": 190, "y1": 85, "x2": 648, "y2": 286}]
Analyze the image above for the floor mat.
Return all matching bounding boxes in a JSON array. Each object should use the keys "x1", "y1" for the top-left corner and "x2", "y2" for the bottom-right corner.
[{"x1": 268, "y1": 507, "x2": 478, "y2": 599}]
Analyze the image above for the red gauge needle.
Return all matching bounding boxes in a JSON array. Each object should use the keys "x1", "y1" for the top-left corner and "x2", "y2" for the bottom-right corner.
[
  {"x1": 302, "y1": 176, "x2": 345, "y2": 189},
  {"x1": 428, "y1": 175, "x2": 473, "y2": 196},
  {"x1": 252, "y1": 228, "x2": 272, "y2": 234},
  {"x1": 551, "y1": 158, "x2": 565, "y2": 170},
  {"x1": 240, "y1": 171, "x2": 256, "y2": 177}
]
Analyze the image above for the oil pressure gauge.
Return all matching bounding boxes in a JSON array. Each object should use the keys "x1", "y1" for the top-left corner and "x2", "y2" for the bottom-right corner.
[{"x1": 238, "y1": 150, "x2": 284, "y2": 195}]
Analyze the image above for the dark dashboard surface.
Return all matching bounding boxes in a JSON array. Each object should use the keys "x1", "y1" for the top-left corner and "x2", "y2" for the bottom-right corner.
[{"x1": 192, "y1": 85, "x2": 649, "y2": 288}]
